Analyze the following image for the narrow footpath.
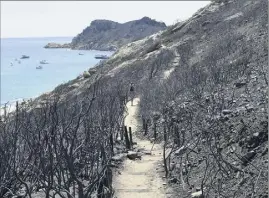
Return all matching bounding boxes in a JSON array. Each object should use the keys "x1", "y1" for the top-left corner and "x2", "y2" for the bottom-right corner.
[{"x1": 113, "y1": 97, "x2": 170, "y2": 198}]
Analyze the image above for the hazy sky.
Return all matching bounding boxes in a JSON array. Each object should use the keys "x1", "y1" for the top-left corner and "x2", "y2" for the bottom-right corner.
[{"x1": 1, "y1": 1, "x2": 210, "y2": 38}]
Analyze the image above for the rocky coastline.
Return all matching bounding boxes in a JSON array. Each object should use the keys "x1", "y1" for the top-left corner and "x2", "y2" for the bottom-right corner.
[
  {"x1": 44, "y1": 17, "x2": 166, "y2": 51},
  {"x1": 44, "y1": 42, "x2": 71, "y2": 49}
]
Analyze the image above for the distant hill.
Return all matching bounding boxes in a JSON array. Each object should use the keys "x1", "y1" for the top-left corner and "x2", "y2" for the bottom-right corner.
[{"x1": 70, "y1": 17, "x2": 166, "y2": 51}]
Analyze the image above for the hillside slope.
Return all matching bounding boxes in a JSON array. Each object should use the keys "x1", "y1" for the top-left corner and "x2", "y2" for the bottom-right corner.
[
  {"x1": 43, "y1": 0, "x2": 267, "y2": 197},
  {"x1": 70, "y1": 17, "x2": 166, "y2": 51},
  {"x1": 3, "y1": 0, "x2": 267, "y2": 197}
]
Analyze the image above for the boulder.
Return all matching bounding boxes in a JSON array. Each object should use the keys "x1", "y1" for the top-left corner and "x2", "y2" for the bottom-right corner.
[
  {"x1": 111, "y1": 153, "x2": 126, "y2": 162},
  {"x1": 69, "y1": 83, "x2": 80, "y2": 89},
  {"x1": 127, "y1": 151, "x2": 141, "y2": 160},
  {"x1": 88, "y1": 68, "x2": 97, "y2": 75},
  {"x1": 83, "y1": 71, "x2": 91, "y2": 78},
  {"x1": 191, "y1": 191, "x2": 204, "y2": 198},
  {"x1": 136, "y1": 148, "x2": 145, "y2": 152}
]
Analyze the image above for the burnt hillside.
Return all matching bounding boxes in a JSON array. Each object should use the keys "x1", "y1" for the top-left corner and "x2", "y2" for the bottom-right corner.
[{"x1": 0, "y1": 0, "x2": 267, "y2": 197}]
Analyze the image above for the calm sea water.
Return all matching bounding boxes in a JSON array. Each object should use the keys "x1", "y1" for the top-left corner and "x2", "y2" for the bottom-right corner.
[{"x1": 1, "y1": 37, "x2": 113, "y2": 105}]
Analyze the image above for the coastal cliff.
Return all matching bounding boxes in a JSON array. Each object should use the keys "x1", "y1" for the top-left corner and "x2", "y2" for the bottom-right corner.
[
  {"x1": 44, "y1": 17, "x2": 166, "y2": 51},
  {"x1": 70, "y1": 17, "x2": 166, "y2": 51}
]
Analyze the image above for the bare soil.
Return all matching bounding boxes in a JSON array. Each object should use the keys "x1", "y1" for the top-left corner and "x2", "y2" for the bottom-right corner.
[{"x1": 113, "y1": 98, "x2": 170, "y2": 198}]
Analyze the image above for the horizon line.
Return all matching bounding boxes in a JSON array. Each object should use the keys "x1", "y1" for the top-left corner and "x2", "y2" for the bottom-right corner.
[{"x1": 0, "y1": 36, "x2": 75, "y2": 39}]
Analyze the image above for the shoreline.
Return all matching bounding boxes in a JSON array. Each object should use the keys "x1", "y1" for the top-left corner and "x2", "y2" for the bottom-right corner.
[
  {"x1": 1, "y1": 37, "x2": 115, "y2": 114},
  {"x1": 0, "y1": 97, "x2": 36, "y2": 116}
]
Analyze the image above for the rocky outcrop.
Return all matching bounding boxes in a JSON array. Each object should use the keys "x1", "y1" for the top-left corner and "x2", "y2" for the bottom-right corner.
[
  {"x1": 70, "y1": 17, "x2": 166, "y2": 51},
  {"x1": 44, "y1": 42, "x2": 71, "y2": 49}
]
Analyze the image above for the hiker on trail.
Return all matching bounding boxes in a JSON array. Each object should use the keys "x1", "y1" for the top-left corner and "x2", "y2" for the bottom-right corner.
[{"x1": 129, "y1": 83, "x2": 135, "y2": 106}]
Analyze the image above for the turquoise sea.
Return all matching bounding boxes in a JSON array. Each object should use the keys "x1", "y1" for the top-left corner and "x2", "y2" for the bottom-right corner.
[{"x1": 1, "y1": 37, "x2": 113, "y2": 105}]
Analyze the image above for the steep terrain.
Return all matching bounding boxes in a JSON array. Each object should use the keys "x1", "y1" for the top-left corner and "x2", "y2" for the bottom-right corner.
[
  {"x1": 44, "y1": 0, "x2": 267, "y2": 197},
  {"x1": 70, "y1": 17, "x2": 166, "y2": 51},
  {"x1": 1, "y1": 0, "x2": 267, "y2": 197}
]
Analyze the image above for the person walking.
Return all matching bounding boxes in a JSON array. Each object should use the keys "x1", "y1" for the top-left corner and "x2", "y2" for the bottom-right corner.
[{"x1": 129, "y1": 83, "x2": 135, "y2": 106}]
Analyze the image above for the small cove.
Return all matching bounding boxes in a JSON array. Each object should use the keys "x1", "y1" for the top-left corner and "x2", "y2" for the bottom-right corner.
[{"x1": 1, "y1": 37, "x2": 113, "y2": 105}]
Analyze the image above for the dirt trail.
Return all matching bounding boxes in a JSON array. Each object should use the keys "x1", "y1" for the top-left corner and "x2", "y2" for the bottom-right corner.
[
  {"x1": 113, "y1": 97, "x2": 168, "y2": 198},
  {"x1": 163, "y1": 48, "x2": 180, "y2": 79}
]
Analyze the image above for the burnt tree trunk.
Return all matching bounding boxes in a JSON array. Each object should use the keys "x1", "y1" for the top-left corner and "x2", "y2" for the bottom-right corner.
[
  {"x1": 153, "y1": 122, "x2": 157, "y2": 139},
  {"x1": 97, "y1": 167, "x2": 113, "y2": 198},
  {"x1": 128, "y1": 127, "x2": 133, "y2": 148},
  {"x1": 109, "y1": 133, "x2": 114, "y2": 155},
  {"x1": 142, "y1": 118, "x2": 146, "y2": 131},
  {"x1": 174, "y1": 125, "x2": 180, "y2": 146},
  {"x1": 124, "y1": 126, "x2": 131, "y2": 150},
  {"x1": 163, "y1": 124, "x2": 168, "y2": 177},
  {"x1": 121, "y1": 126, "x2": 124, "y2": 140},
  {"x1": 144, "y1": 119, "x2": 148, "y2": 136}
]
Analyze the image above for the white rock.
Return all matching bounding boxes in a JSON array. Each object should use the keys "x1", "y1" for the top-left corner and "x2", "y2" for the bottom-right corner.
[
  {"x1": 111, "y1": 153, "x2": 126, "y2": 162},
  {"x1": 191, "y1": 191, "x2": 203, "y2": 198},
  {"x1": 175, "y1": 146, "x2": 187, "y2": 156}
]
